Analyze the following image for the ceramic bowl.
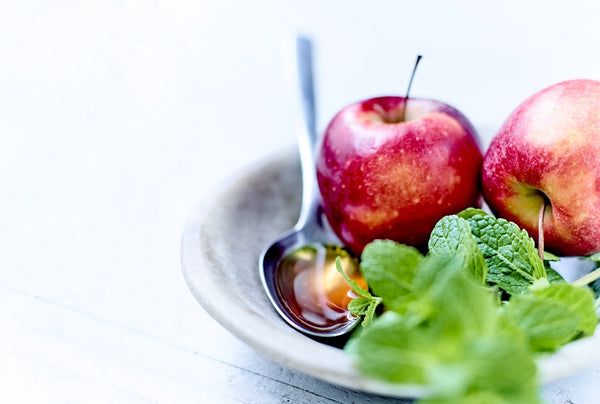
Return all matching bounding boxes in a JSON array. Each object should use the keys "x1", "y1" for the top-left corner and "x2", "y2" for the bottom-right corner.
[{"x1": 181, "y1": 148, "x2": 600, "y2": 398}]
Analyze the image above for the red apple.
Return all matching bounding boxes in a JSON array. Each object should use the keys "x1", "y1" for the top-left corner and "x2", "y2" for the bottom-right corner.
[
  {"x1": 482, "y1": 79, "x2": 600, "y2": 257},
  {"x1": 316, "y1": 96, "x2": 483, "y2": 255}
]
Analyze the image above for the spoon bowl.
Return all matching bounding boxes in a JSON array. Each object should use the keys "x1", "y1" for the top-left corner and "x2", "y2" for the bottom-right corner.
[
  {"x1": 260, "y1": 209, "x2": 361, "y2": 338},
  {"x1": 259, "y1": 36, "x2": 361, "y2": 338}
]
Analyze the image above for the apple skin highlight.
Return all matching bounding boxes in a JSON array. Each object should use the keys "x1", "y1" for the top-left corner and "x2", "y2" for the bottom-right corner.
[
  {"x1": 316, "y1": 96, "x2": 483, "y2": 255},
  {"x1": 482, "y1": 79, "x2": 600, "y2": 257}
]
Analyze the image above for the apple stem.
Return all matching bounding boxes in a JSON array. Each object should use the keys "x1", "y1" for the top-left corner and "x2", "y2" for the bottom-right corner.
[
  {"x1": 401, "y1": 54, "x2": 423, "y2": 122},
  {"x1": 538, "y1": 198, "x2": 546, "y2": 261}
]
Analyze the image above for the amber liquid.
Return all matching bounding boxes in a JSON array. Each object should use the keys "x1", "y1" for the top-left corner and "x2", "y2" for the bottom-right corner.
[{"x1": 274, "y1": 244, "x2": 367, "y2": 333}]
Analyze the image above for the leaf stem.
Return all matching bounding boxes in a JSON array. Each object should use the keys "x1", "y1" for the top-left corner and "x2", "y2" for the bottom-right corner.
[{"x1": 572, "y1": 266, "x2": 600, "y2": 287}]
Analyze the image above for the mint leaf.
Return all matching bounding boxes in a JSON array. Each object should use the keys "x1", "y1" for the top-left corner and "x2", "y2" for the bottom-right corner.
[
  {"x1": 457, "y1": 207, "x2": 489, "y2": 220},
  {"x1": 421, "y1": 390, "x2": 536, "y2": 404},
  {"x1": 345, "y1": 311, "x2": 433, "y2": 383},
  {"x1": 581, "y1": 255, "x2": 600, "y2": 296},
  {"x1": 428, "y1": 215, "x2": 487, "y2": 283},
  {"x1": 465, "y1": 213, "x2": 546, "y2": 295},
  {"x1": 359, "y1": 240, "x2": 423, "y2": 312},
  {"x1": 363, "y1": 298, "x2": 380, "y2": 328},
  {"x1": 411, "y1": 255, "x2": 497, "y2": 336},
  {"x1": 532, "y1": 283, "x2": 598, "y2": 335},
  {"x1": 583, "y1": 261, "x2": 600, "y2": 297},
  {"x1": 584, "y1": 252, "x2": 600, "y2": 261},
  {"x1": 335, "y1": 257, "x2": 372, "y2": 299},
  {"x1": 424, "y1": 334, "x2": 540, "y2": 404},
  {"x1": 335, "y1": 257, "x2": 381, "y2": 327},
  {"x1": 347, "y1": 298, "x2": 371, "y2": 315},
  {"x1": 503, "y1": 283, "x2": 597, "y2": 352},
  {"x1": 543, "y1": 251, "x2": 561, "y2": 262},
  {"x1": 545, "y1": 262, "x2": 565, "y2": 285},
  {"x1": 503, "y1": 294, "x2": 579, "y2": 351},
  {"x1": 347, "y1": 298, "x2": 380, "y2": 328}
]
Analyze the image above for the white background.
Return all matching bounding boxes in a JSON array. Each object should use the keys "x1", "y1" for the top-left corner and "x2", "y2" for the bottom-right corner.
[{"x1": 2, "y1": 1, "x2": 600, "y2": 402}]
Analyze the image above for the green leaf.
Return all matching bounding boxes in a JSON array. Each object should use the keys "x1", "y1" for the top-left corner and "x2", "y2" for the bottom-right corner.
[
  {"x1": 583, "y1": 252, "x2": 600, "y2": 261},
  {"x1": 532, "y1": 283, "x2": 598, "y2": 335},
  {"x1": 545, "y1": 262, "x2": 565, "y2": 284},
  {"x1": 503, "y1": 294, "x2": 579, "y2": 351},
  {"x1": 503, "y1": 283, "x2": 598, "y2": 352},
  {"x1": 457, "y1": 207, "x2": 490, "y2": 220},
  {"x1": 347, "y1": 297, "x2": 381, "y2": 328},
  {"x1": 335, "y1": 257, "x2": 381, "y2": 328},
  {"x1": 421, "y1": 390, "x2": 536, "y2": 404},
  {"x1": 359, "y1": 240, "x2": 423, "y2": 312},
  {"x1": 412, "y1": 255, "x2": 497, "y2": 336},
  {"x1": 428, "y1": 215, "x2": 487, "y2": 283},
  {"x1": 465, "y1": 214, "x2": 546, "y2": 295},
  {"x1": 424, "y1": 334, "x2": 540, "y2": 404},
  {"x1": 590, "y1": 278, "x2": 600, "y2": 298},
  {"x1": 543, "y1": 251, "x2": 561, "y2": 262},
  {"x1": 334, "y1": 256, "x2": 372, "y2": 299},
  {"x1": 362, "y1": 297, "x2": 381, "y2": 328},
  {"x1": 345, "y1": 311, "x2": 433, "y2": 383},
  {"x1": 587, "y1": 262, "x2": 600, "y2": 297},
  {"x1": 347, "y1": 298, "x2": 371, "y2": 315}
]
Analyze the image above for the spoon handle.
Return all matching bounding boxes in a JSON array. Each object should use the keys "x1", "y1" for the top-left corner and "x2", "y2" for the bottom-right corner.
[
  {"x1": 285, "y1": 35, "x2": 320, "y2": 229},
  {"x1": 294, "y1": 36, "x2": 317, "y2": 148}
]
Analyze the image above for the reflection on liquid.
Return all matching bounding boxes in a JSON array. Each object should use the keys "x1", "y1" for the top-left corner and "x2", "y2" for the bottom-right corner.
[{"x1": 274, "y1": 244, "x2": 367, "y2": 333}]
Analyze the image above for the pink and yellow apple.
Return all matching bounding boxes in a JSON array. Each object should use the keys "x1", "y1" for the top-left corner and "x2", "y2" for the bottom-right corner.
[
  {"x1": 482, "y1": 79, "x2": 600, "y2": 257},
  {"x1": 316, "y1": 96, "x2": 483, "y2": 255}
]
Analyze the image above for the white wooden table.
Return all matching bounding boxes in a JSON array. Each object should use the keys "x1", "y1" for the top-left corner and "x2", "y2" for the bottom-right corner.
[{"x1": 2, "y1": 2, "x2": 600, "y2": 402}]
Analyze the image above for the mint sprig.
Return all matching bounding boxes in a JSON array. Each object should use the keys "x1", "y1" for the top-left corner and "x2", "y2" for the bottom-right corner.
[
  {"x1": 345, "y1": 247, "x2": 541, "y2": 403},
  {"x1": 336, "y1": 208, "x2": 599, "y2": 404},
  {"x1": 335, "y1": 257, "x2": 381, "y2": 328}
]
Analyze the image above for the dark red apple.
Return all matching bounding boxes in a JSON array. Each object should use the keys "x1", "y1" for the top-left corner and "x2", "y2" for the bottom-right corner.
[{"x1": 316, "y1": 96, "x2": 483, "y2": 255}]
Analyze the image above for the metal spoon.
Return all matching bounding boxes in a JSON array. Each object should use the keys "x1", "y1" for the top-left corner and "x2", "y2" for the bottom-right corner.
[{"x1": 259, "y1": 36, "x2": 361, "y2": 338}]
